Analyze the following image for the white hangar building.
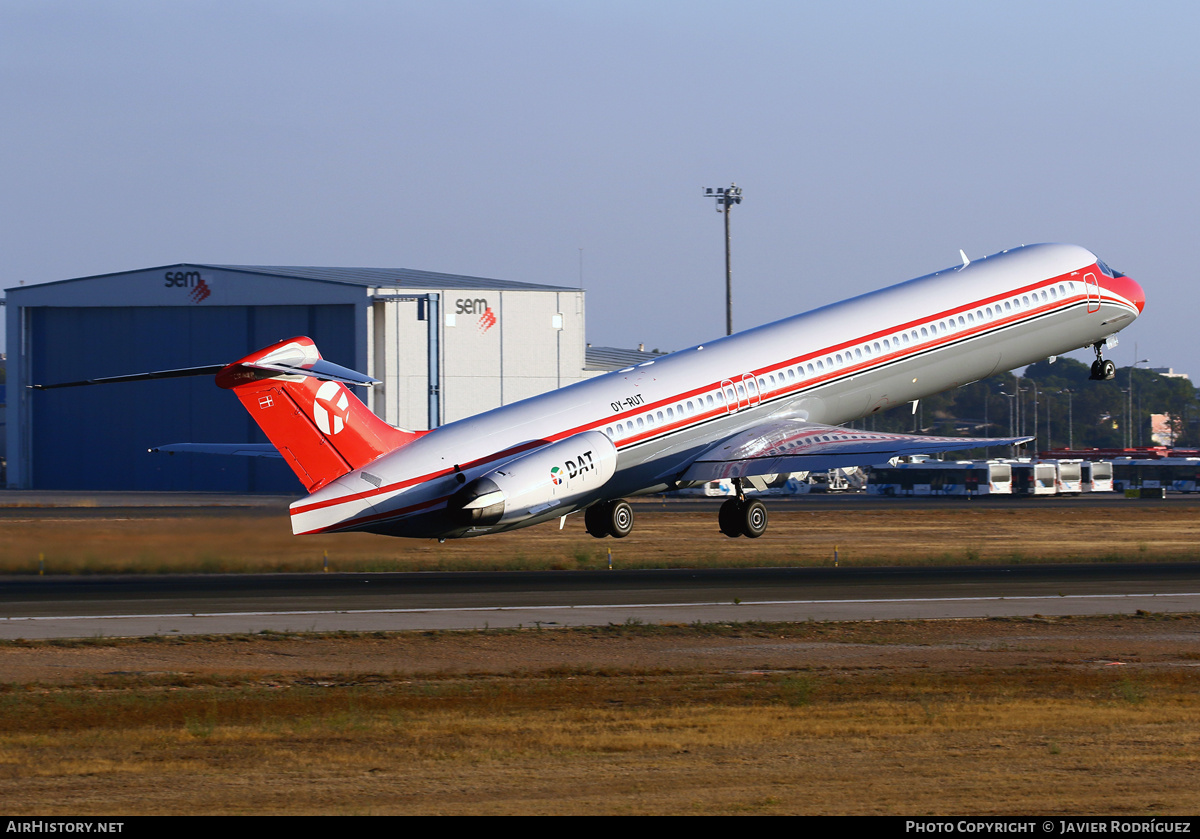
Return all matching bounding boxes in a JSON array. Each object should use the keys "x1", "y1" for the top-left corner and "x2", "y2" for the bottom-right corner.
[{"x1": 5, "y1": 264, "x2": 589, "y2": 492}]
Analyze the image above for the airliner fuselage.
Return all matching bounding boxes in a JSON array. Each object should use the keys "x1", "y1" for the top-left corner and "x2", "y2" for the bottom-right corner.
[{"x1": 286, "y1": 243, "x2": 1144, "y2": 540}]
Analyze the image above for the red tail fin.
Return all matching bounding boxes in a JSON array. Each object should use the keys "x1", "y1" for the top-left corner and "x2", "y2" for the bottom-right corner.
[{"x1": 215, "y1": 337, "x2": 422, "y2": 492}]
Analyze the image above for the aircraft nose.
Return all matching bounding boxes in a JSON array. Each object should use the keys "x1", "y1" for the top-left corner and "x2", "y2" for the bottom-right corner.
[
  {"x1": 1129, "y1": 277, "x2": 1145, "y2": 314},
  {"x1": 1102, "y1": 273, "x2": 1145, "y2": 315}
]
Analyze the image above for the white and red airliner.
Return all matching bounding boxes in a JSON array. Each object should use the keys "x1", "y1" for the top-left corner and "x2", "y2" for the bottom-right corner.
[{"x1": 40, "y1": 243, "x2": 1145, "y2": 540}]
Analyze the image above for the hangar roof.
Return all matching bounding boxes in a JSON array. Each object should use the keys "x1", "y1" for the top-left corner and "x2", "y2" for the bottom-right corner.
[
  {"x1": 211, "y1": 268, "x2": 576, "y2": 295},
  {"x1": 5, "y1": 263, "x2": 577, "y2": 294},
  {"x1": 210, "y1": 265, "x2": 577, "y2": 292},
  {"x1": 585, "y1": 345, "x2": 665, "y2": 372}
]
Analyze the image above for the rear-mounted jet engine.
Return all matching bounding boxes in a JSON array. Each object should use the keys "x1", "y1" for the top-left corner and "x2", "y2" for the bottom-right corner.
[{"x1": 449, "y1": 430, "x2": 618, "y2": 528}]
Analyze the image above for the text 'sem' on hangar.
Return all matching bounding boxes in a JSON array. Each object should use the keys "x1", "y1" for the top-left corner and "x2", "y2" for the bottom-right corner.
[{"x1": 5, "y1": 264, "x2": 587, "y2": 492}]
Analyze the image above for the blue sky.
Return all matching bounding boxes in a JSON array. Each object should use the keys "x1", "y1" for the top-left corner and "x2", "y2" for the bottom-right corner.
[{"x1": 3, "y1": 1, "x2": 1196, "y2": 374}]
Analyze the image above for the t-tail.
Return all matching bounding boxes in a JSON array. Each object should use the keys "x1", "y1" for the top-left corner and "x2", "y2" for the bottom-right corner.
[{"x1": 214, "y1": 337, "x2": 424, "y2": 492}]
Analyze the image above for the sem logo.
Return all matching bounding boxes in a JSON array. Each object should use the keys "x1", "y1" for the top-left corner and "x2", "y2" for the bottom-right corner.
[
  {"x1": 313, "y1": 381, "x2": 350, "y2": 435},
  {"x1": 455, "y1": 298, "x2": 488, "y2": 314},
  {"x1": 477, "y1": 307, "x2": 496, "y2": 333},
  {"x1": 550, "y1": 466, "x2": 564, "y2": 486},
  {"x1": 456, "y1": 298, "x2": 497, "y2": 333},
  {"x1": 163, "y1": 271, "x2": 211, "y2": 303}
]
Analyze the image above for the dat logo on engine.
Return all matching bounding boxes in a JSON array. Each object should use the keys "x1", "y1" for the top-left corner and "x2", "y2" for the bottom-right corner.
[
  {"x1": 551, "y1": 450, "x2": 595, "y2": 485},
  {"x1": 313, "y1": 381, "x2": 351, "y2": 436}
]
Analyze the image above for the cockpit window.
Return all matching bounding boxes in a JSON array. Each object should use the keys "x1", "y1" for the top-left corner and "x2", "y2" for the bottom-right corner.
[{"x1": 1097, "y1": 259, "x2": 1125, "y2": 278}]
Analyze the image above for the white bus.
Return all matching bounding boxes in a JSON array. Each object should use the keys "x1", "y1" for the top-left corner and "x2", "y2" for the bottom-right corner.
[
  {"x1": 1081, "y1": 461, "x2": 1114, "y2": 493},
  {"x1": 1110, "y1": 457, "x2": 1200, "y2": 493},
  {"x1": 1044, "y1": 459, "x2": 1083, "y2": 494},
  {"x1": 1009, "y1": 461, "x2": 1058, "y2": 496},
  {"x1": 867, "y1": 461, "x2": 1013, "y2": 497}
]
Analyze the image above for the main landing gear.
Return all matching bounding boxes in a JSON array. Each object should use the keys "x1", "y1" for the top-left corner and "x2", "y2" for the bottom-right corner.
[
  {"x1": 585, "y1": 499, "x2": 634, "y2": 538},
  {"x1": 584, "y1": 490, "x2": 770, "y2": 540},
  {"x1": 718, "y1": 480, "x2": 768, "y2": 538},
  {"x1": 1089, "y1": 342, "x2": 1116, "y2": 381}
]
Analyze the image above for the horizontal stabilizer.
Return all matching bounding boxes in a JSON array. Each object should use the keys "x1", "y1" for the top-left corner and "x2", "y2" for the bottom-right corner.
[
  {"x1": 29, "y1": 351, "x2": 377, "y2": 391},
  {"x1": 31, "y1": 335, "x2": 419, "y2": 494},
  {"x1": 150, "y1": 443, "x2": 284, "y2": 459},
  {"x1": 679, "y1": 420, "x2": 1031, "y2": 482},
  {"x1": 248, "y1": 356, "x2": 377, "y2": 386},
  {"x1": 29, "y1": 365, "x2": 226, "y2": 390}
]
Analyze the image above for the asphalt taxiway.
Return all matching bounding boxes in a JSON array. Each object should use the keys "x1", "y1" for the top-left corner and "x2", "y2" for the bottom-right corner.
[
  {"x1": 3, "y1": 491, "x2": 1199, "y2": 639},
  {"x1": 4, "y1": 563, "x2": 1200, "y2": 639}
]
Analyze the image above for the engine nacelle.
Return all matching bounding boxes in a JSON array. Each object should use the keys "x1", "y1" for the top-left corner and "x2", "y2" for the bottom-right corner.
[{"x1": 448, "y1": 430, "x2": 618, "y2": 528}]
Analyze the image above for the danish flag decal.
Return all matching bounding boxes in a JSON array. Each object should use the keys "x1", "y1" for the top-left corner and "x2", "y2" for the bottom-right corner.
[{"x1": 313, "y1": 380, "x2": 350, "y2": 436}]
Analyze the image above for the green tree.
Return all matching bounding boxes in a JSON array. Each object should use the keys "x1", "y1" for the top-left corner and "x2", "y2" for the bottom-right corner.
[{"x1": 847, "y1": 359, "x2": 1200, "y2": 452}]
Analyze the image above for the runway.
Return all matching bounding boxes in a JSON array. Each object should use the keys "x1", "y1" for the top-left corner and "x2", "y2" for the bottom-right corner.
[{"x1": 4, "y1": 563, "x2": 1200, "y2": 639}]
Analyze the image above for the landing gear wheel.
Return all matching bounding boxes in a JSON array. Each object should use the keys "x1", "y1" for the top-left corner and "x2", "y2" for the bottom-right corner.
[
  {"x1": 584, "y1": 503, "x2": 610, "y2": 538},
  {"x1": 1090, "y1": 358, "x2": 1117, "y2": 380},
  {"x1": 586, "y1": 500, "x2": 634, "y2": 538},
  {"x1": 740, "y1": 499, "x2": 768, "y2": 538},
  {"x1": 607, "y1": 500, "x2": 634, "y2": 538},
  {"x1": 719, "y1": 498, "x2": 743, "y2": 538},
  {"x1": 1090, "y1": 343, "x2": 1117, "y2": 381}
]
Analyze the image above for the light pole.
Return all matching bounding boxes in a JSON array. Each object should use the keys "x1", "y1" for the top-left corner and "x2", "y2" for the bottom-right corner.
[
  {"x1": 1045, "y1": 390, "x2": 1053, "y2": 451},
  {"x1": 1029, "y1": 381, "x2": 1039, "y2": 453},
  {"x1": 1053, "y1": 389, "x2": 1074, "y2": 450},
  {"x1": 1129, "y1": 358, "x2": 1149, "y2": 448},
  {"x1": 1012, "y1": 381, "x2": 1029, "y2": 438},
  {"x1": 1120, "y1": 388, "x2": 1130, "y2": 447},
  {"x1": 1000, "y1": 391, "x2": 1018, "y2": 455},
  {"x1": 982, "y1": 384, "x2": 990, "y2": 436},
  {"x1": 1010, "y1": 374, "x2": 1025, "y2": 437},
  {"x1": 703, "y1": 183, "x2": 743, "y2": 336}
]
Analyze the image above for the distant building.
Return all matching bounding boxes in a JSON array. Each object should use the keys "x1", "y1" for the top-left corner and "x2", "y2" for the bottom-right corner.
[
  {"x1": 5, "y1": 263, "x2": 592, "y2": 492},
  {"x1": 0, "y1": 356, "x2": 6, "y2": 481},
  {"x1": 1149, "y1": 367, "x2": 1190, "y2": 380},
  {"x1": 584, "y1": 344, "x2": 664, "y2": 373},
  {"x1": 1151, "y1": 413, "x2": 1178, "y2": 447}
]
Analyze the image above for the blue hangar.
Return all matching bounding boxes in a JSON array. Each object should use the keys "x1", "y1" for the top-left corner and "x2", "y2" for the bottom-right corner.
[{"x1": 4, "y1": 263, "x2": 597, "y2": 493}]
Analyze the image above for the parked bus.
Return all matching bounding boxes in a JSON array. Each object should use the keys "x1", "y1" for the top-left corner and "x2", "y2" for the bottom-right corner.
[
  {"x1": 1110, "y1": 457, "x2": 1200, "y2": 493},
  {"x1": 1043, "y1": 459, "x2": 1083, "y2": 494},
  {"x1": 1081, "y1": 461, "x2": 1114, "y2": 493},
  {"x1": 1009, "y1": 461, "x2": 1058, "y2": 496},
  {"x1": 867, "y1": 461, "x2": 1013, "y2": 497}
]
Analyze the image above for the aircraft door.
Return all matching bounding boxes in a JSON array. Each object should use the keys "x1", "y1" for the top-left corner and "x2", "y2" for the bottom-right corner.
[
  {"x1": 741, "y1": 374, "x2": 762, "y2": 407},
  {"x1": 721, "y1": 380, "x2": 738, "y2": 414},
  {"x1": 1085, "y1": 272, "x2": 1101, "y2": 313},
  {"x1": 721, "y1": 376, "x2": 760, "y2": 413}
]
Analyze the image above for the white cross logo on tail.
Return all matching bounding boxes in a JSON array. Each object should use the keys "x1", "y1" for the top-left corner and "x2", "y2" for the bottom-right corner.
[{"x1": 313, "y1": 381, "x2": 350, "y2": 435}]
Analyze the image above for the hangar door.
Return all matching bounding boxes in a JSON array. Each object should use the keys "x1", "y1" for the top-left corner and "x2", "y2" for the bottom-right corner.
[{"x1": 28, "y1": 305, "x2": 356, "y2": 492}]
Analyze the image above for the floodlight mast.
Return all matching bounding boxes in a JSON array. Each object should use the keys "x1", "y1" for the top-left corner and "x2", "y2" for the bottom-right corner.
[{"x1": 703, "y1": 183, "x2": 743, "y2": 336}]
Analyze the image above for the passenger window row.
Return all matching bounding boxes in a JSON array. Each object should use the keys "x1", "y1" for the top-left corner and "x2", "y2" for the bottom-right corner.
[{"x1": 603, "y1": 282, "x2": 1075, "y2": 442}]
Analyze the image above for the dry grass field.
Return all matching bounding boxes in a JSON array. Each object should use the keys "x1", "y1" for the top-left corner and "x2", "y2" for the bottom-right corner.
[
  {"x1": 1, "y1": 496, "x2": 1199, "y2": 814},
  {"x1": 2, "y1": 496, "x2": 1199, "y2": 574},
  {"x1": 2, "y1": 616, "x2": 1199, "y2": 815}
]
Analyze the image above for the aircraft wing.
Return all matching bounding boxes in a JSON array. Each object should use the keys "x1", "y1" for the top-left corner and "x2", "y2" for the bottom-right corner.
[
  {"x1": 677, "y1": 420, "x2": 1031, "y2": 482},
  {"x1": 150, "y1": 443, "x2": 284, "y2": 458}
]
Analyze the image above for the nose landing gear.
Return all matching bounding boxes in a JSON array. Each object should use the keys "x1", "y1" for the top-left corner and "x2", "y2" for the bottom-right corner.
[{"x1": 1089, "y1": 342, "x2": 1116, "y2": 381}]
